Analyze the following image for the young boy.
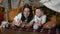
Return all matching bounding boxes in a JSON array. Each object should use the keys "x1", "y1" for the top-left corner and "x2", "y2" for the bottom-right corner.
[{"x1": 32, "y1": 7, "x2": 46, "y2": 32}]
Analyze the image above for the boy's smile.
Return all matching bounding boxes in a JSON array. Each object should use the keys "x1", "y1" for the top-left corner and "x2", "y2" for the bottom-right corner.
[{"x1": 35, "y1": 9, "x2": 43, "y2": 18}]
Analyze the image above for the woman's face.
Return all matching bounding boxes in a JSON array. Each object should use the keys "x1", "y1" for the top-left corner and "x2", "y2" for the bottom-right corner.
[{"x1": 23, "y1": 8, "x2": 30, "y2": 18}]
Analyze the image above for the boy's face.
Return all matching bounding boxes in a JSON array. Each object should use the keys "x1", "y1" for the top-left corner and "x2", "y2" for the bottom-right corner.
[{"x1": 35, "y1": 9, "x2": 43, "y2": 17}]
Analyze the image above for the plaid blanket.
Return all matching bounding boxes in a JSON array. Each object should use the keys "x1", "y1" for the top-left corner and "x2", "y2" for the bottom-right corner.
[{"x1": 9, "y1": 25, "x2": 60, "y2": 34}]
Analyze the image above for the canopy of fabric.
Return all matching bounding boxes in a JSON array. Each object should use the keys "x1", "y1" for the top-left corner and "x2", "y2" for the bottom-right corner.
[{"x1": 40, "y1": 0, "x2": 60, "y2": 12}]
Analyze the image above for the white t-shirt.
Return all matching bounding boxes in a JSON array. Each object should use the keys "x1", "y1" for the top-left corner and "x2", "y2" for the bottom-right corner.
[
  {"x1": 14, "y1": 13, "x2": 28, "y2": 24},
  {"x1": 14, "y1": 13, "x2": 22, "y2": 22},
  {"x1": 32, "y1": 15, "x2": 46, "y2": 24}
]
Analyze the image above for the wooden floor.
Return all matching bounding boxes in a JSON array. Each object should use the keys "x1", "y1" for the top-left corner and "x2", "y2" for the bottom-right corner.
[
  {"x1": 0, "y1": 28, "x2": 60, "y2": 34},
  {"x1": 0, "y1": 28, "x2": 45, "y2": 34}
]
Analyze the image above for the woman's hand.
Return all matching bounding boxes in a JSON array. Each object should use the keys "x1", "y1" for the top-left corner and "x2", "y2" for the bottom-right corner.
[
  {"x1": 21, "y1": 23, "x2": 25, "y2": 28},
  {"x1": 38, "y1": 22, "x2": 42, "y2": 26},
  {"x1": 12, "y1": 20, "x2": 22, "y2": 26}
]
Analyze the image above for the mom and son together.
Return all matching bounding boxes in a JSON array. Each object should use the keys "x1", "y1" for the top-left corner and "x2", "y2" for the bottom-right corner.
[{"x1": 11, "y1": 4, "x2": 47, "y2": 32}]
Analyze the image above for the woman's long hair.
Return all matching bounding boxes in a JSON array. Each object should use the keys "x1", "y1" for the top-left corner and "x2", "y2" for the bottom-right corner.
[{"x1": 21, "y1": 4, "x2": 33, "y2": 23}]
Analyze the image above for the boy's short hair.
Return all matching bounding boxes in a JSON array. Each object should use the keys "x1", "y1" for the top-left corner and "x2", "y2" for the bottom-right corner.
[{"x1": 36, "y1": 6, "x2": 46, "y2": 12}]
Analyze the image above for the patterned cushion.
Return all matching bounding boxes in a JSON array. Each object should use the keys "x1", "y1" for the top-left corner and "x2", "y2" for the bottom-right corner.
[{"x1": 43, "y1": 15, "x2": 56, "y2": 29}]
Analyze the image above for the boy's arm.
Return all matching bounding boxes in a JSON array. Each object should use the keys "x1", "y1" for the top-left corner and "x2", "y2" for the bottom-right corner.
[
  {"x1": 41, "y1": 15, "x2": 46, "y2": 24},
  {"x1": 38, "y1": 15, "x2": 46, "y2": 26}
]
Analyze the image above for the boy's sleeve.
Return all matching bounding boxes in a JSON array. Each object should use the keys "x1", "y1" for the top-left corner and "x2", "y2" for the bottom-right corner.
[{"x1": 42, "y1": 15, "x2": 46, "y2": 24}]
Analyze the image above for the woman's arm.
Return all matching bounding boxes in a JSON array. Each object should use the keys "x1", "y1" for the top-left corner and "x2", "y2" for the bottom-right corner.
[
  {"x1": 12, "y1": 13, "x2": 22, "y2": 26},
  {"x1": 41, "y1": 15, "x2": 46, "y2": 24},
  {"x1": 25, "y1": 20, "x2": 35, "y2": 28},
  {"x1": 29, "y1": 21, "x2": 35, "y2": 26}
]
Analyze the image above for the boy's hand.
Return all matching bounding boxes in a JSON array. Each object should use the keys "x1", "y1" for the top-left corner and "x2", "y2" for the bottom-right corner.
[
  {"x1": 38, "y1": 23, "x2": 42, "y2": 26},
  {"x1": 38, "y1": 20, "x2": 42, "y2": 26}
]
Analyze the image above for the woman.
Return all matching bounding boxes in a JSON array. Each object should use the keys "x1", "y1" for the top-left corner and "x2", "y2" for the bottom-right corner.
[{"x1": 12, "y1": 4, "x2": 34, "y2": 30}]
